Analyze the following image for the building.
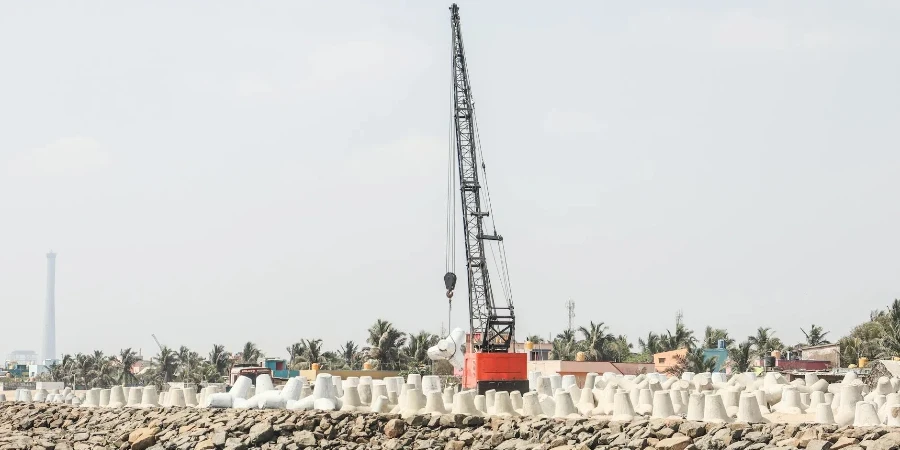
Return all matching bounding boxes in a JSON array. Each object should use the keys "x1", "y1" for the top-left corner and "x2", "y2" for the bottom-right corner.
[
  {"x1": 263, "y1": 358, "x2": 300, "y2": 379},
  {"x1": 653, "y1": 348, "x2": 729, "y2": 373},
  {"x1": 528, "y1": 360, "x2": 656, "y2": 387},
  {"x1": 801, "y1": 343, "x2": 840, "y2": 369},
  {"x1": 653, "y1": 349, "x2": 686, "y2": 374}
]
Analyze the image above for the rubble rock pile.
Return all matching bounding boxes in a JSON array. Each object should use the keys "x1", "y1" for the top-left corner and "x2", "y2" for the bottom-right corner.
[{"x1": 7, "y1": 402, "x2": 900, "y2": 450}]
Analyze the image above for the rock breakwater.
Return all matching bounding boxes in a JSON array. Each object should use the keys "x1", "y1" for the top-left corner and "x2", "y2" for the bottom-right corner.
[{"x1": 2, "y1": 403, "x2": 900, "y2": 450}]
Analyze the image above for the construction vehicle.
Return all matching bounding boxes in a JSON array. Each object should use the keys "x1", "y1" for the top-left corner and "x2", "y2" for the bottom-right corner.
[{"x1": 431, "y1": 3, "x2": 528, "y2": 395}]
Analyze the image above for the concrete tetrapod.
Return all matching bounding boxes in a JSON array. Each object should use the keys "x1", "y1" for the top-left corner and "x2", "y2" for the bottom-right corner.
[
  {"x1": 340, "y1": 386, "x2": 363, "y2": 412},
  {"x1": 358, "y1": 382, "x2": 373, "y2": 405},
  {"x1": 510, "y1": 391, "x2": 523, "y2": 411},
  {"x1": 422, "y1": 375, "x2": 442, "y2": 396},
  {"x1": 107, "y1": 386, "x2": 125, "y2": 408},
  {"x1": 670, "y1": 389, "x2": 686, "y2": 415},
  {"x1": 372, "y1": 383, "x2": 389, "y2": 406},
  {"x1": 126, "y1": 387, "x2": 142, "y2": 407},
  {"x1": 549, "y1": 374, "x2": 562, "y2": 391},
  {"x1": 736, "y1": 393, "x2": 765, "y2": 423},
  {"x1": 702, "y1": 394, "x2": 733, "y2": 423},
  {"x1": 879, "y1": 393, "x2": 900, "y2": 422},
  {"x1": 493, "y1": 391, "x2": 517, "y2": 417},
  {"x1": 635, "y1": 388, "x2": 653, "y2": 415},
  {"x1": 887, "y1": 404, "x2": 900, "y2": 426},
  {"x1": 100, "y1": 390, "x2": 111, "y2": 407},
  {"x1": 442, "y1": 387, "x2": 455, "y2": 407},
  {"x1": 853, "y1": 401, "x2": 881, "y2": 427},
  {"x1": 332, "y1": 376, "x2": 343, "y2": 398},
  {"x1": 536, "y1": 377, "x2": 552, "y2": 397},
  {"x1": 835, "y1": 384, "x2": 863, "y2": 426},
  {"x1": 753, "y1": 389, "x2": 771, "y2": 414},
  {"x1": 521, "y1": 392, "x2": 544, "y2": 417},
  {"x1": 281, "y1": 378, "x2": 303, "y2": 402},
  {"x1": 256, "y1": 374, "x2": 275, "y2": 395},
  {"x1": 553, "y1": 391, "x2": 578, "y2": 419},
  {"x1": 485, "y1": 389, "x2": 496, "y2": 411},
  {"x1": 367, "y1": 395, "x2": 388, "y2": 413},
  {"x1": 83, "y1": 389, "x2": 101, "y2": 408},
  {"x1": 168, "y1": 389, "x2": 186, "y2": 407},
  {"x1": 231, "y1": 376, "x2": 252, "y2": 399},
  {"x1": 866, "y1": 377, "x2": 893, "y2": 401},
  {"x1": 651, "y1": 390, "x2": 676, "y2": 419},
  {"x1": 611, "y1": 391, "x2": 635, "y2": 422},
  {"x1": 451, "y1": 391, "x2": 481, "y2": 416},
  {"x1": 815, "y1": 402, "x2": 836, "y2": 424},
  {"x1": 686, "y1": 393, "x2": 705, "y2": 421},
  {"x1": 474, "y1": 395, "x2": 487, "y2": 414},
  {"x1": 593, "y1": 386, "x2": 615, "y2": 415},
  {"x1": 258, "y1": 391, "x2": 287, "y2": 409},
  {"x1": 141, "y1": 386, "x2": 159, "y2": 407},
  {"x1": 774, "y1": 386, "x2": 805, "y2": 414},
  {"x1": 400, "y1": 388, "x2": 425, "y2": 418},
  {"x1": 424, "y1": 391, "x2": 448, "y2": 415}
]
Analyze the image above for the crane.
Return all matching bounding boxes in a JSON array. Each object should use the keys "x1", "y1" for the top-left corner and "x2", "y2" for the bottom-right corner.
[
  {"x1": 437, "y1": 3, "x2": 528, "y2": 394},
  {"x1": 151, "y1": 334, "x2": 163, "y2": 352}
]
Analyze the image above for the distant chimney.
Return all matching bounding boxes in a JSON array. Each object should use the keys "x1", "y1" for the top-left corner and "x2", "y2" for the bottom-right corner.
[{"x1": 42, "y1": 252, "x2": 56, "y2": 363}]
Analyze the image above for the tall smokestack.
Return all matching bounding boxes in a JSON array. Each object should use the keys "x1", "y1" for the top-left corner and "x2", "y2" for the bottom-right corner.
[{"x1": 43, "y1": 251, "x2": 56, "y2": 363}]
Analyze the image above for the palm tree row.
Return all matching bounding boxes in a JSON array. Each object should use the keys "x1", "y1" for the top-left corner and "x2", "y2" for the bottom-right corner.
[
  {"x1": 524, "y1": 315, "x2": 836, "y2": 376},
  {"x1": 41, "y1": 319, "x2": 444, "y2": 387}
]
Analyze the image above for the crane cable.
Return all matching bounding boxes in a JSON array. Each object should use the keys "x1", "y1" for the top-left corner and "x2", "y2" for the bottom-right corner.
[
  {"x1": 445, "y1": 110, "x2": 457, "y2": 332},
  {"x1": 471, "y1": 106, "x2": 514, "y2": 307}
]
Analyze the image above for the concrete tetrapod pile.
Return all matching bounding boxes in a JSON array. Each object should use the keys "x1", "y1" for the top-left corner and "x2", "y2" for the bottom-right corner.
[{"x1": 10, "y1": 370, "x2": 900, "y2": 426}]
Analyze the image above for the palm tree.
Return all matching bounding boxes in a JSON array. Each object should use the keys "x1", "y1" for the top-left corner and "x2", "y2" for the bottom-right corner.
[
  {"x1": 550, "y1": 338, "x2": 579, "y2": 361},
  {"x1": 154, "y1": 346, "x2": 179, "y2": 384},
  {"x1": 607, "y1": 335, "x2": 633, "y2": 363},
  {"x1": 800, "y1": 324, "x2": 831, "y2": 347},
  {"x1": 339, "y1": 341, "x2": 361, "y2": 370},
  {"x1": 729, "y1": 341, "x2": 754, "y2": 372},
  {"x1": 525, "y1": 335, "x2": 545, "y2": 344},
  {"x1": 638, "y1": 332, "x2": 663, "y2": 355},
  {"x1": 556, "y1": 329, "x2": 576, "y2": 343},
  {"x1": 702, "y1": 326, "x2": 733, "y2": 349},
  {"x1": 662, "y1": 323, "x2": 697, "y2": 351},
  {"x1": 299, "y1": 339, "x2": 325, "y2": 368},
  {"x1": 402, "y1": 331, "x2": 439, "y2": 369},
  {"x1": 240, "y1": 342, "x2": 263, "y2": 365},
  {"x1": 577, "y1": 322, "x2": 613, "y2": 361},
  {"x1": 286, "y1": 342, "x2": 308, "y2": 369},
  {"x1": 117, "y1": 348, "x2": 140, "y2": 385},
  {"x1": 748, "y1": 327, "x2": 778, "y2": 356},
  {"x1": 366, "y1": 319, "x2": 407, "y2": 370},
  {"x1": 208, "y1": 344, "x2": 231, "y2": 376},
  {"x1": 666, "y1": 347, "x2": 717, "y2": 376},
  {"x1": 86, "y1": 351, "x2": 115, "y2": 388}
]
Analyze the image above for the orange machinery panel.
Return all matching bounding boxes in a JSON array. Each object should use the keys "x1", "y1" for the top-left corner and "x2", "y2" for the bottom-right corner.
[{"x1": 462, "y1": 352, "x2": 527, "y2": 389}]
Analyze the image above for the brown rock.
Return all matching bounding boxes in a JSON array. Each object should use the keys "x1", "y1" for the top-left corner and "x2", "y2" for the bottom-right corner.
[
  {"x1": 807, "y1": 440, "x2": 833, "y2": 450},
  {"x1": 128, "y1": 427, "x2": 159, "y2": 444},
  {"x1": 832, "y1": 437, "x2": 860, "y2": 450},
  {"x1": 196, "y1": 440, "x2": 216, "y2": 450},
  {"x1": 777, "y1": 438, "x2": 799, "y2": 447},
  {"x1": 130, "y1": 433, "x2": 156, "y2": 450},
  {"x1": 384, "y1": 419, "x2": 407, "y2": 439},
  {"x1": 445, "y1": 441, "x2": 465, "y2": 450},
  {"x1": 657, "y1": 435, "x2": 692, "y2": 450}
]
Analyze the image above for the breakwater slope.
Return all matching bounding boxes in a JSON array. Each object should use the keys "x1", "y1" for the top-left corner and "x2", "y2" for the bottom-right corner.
[{"x1": 1, "y1": 403, "x2": 899, "y2": 450}]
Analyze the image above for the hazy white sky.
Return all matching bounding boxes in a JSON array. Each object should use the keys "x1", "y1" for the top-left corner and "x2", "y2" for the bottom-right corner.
[{"x1": 1, "y1": 1, "x2": 898, "y2": 361}]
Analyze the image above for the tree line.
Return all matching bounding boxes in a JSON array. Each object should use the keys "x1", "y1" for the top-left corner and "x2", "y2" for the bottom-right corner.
[
  {"x1": 44, "y1": 319, "x2": 443, "y2": 389},
  {"x1": 41, "y1": 299, "x2": 900, "y2": 388}
]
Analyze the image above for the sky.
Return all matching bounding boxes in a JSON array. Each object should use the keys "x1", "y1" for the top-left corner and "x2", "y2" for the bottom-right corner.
[{"x1": 1, "y1": 1, "x2": 899, "y2": 362}]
